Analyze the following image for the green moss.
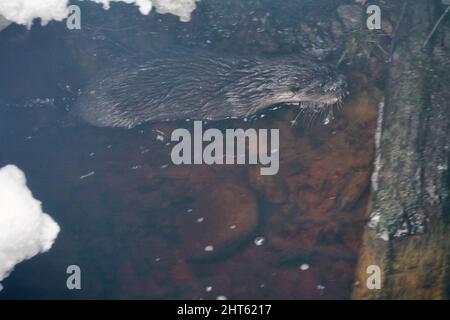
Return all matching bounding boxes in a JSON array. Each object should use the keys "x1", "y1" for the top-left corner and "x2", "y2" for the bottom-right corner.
[
  {"x1": 381, "y1": 131, "x2": 391, "y2": 146},
  {"x1": 373, "y1": 189, "x2": 400, "y2": 231},
  {"x1": 344, "y1": 28, "x2": 386, "y2": 63},
  {"x1": 407, "y1": 94, "x2": 424, "y2": 107}
]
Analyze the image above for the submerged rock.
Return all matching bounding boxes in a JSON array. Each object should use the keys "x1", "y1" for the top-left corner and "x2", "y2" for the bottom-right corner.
[
  {"x1": 248, "y1": 168, "x2": 288, "y2": 204},
  {"x1": 176, "y1": 182, "x2": 258, "y2": 261}
]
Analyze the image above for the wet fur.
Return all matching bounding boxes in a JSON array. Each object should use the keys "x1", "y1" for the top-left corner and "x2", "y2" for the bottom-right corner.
[{"x1": 74, "y1": 54, "x2": 347, "y2": 128}]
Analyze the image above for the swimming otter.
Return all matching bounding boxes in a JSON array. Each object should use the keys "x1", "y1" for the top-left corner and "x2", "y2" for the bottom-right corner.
[{"x1": 74, "y1": 54, "x2": 347, "y2": 128}]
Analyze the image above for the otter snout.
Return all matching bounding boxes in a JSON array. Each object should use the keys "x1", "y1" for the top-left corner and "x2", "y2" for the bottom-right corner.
[{"x1": 323, "y1": 74, "x2": 346, "y2": 93}]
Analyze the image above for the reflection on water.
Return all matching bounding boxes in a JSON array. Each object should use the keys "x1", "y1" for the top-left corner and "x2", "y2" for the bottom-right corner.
[{"x1": 0, "y1": 0, "x2": 381, "y2": 299}]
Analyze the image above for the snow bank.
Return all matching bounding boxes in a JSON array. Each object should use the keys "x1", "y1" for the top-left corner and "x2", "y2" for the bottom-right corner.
[
  {"x1": 0, "y1": 0, "x2": 70, "y2": 28},
  {"x1": 91, "y1": 0, "x2": 200, "y2": 21},
  {"x1": 0, "y1": 14, "x2": 12, "y2": 31},
  {"x1": 0, "y1": 0, "x2": 200, "y2": 29},
  {"x1": 0, "y1": 165, "x2": 60, "y2": 291},
  {"x1": 153, "y1": 0, "x2": 200, "y2": 22}
]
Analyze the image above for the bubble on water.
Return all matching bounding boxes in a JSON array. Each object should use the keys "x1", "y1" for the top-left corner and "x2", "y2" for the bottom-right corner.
[
  {"x1": 197, "y1": 217, "x2": 204, "y2": 223},
  {"x1": 216, "y1": 295, "x2": 227, "y2": 300},
  {"x1": 206, "y1": 286, "x2": 213, "y2": 292},
  {"x1": 229, "y1": 224, "x2": 237, "y2": 230},
  {"x1": 204, "y1": 245, "x2": 214, "y2": 252},
  {"x1": 79, "y1": 171, "x2": 95, "y2": 180},
  {"x1": 300, "y1": 264, "x2": 310, "y2": 271},
  {"x1": 254, "y1": 236, "x2": 265, "y2": 246},
  {"x1": 186, "y1": 208, "x2": 193, "y2": 213}
]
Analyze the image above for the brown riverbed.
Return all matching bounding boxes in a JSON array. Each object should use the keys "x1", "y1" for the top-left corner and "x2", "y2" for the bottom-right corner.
[{"x1": 0, "y1": 74, "x2": 380, "y2": 299}]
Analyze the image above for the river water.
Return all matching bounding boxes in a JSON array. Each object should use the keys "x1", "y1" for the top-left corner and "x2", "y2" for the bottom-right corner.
[{"x1": 0, "y1": 0, "x2": 381, "y2": 299}]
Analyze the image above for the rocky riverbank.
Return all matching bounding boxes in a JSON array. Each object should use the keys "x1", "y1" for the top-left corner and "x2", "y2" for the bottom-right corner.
[{"x1": 353, "y1": 0, "x2": 450, "y2": 299}]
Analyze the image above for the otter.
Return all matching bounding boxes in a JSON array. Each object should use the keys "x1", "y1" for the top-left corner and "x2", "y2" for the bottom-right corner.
[{"x1": 74, "y1": 54, "x2": 347, "y2": 129}]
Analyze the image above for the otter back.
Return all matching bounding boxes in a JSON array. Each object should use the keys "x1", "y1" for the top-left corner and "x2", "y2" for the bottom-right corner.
[{"x1": 74, "y1": 54, "x2": 346, "y2": 128}]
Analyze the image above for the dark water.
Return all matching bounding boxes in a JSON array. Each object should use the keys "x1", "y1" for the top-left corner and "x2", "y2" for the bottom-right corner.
[{"x1": 0, "y1": 0, "x2": 378, "y2": 299}]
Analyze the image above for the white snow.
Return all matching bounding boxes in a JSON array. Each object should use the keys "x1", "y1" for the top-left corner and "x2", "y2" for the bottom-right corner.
[
  {"x1": 0, "y1": 14, "x2": 11, "y2": 31},
  {"x1": 371, "y1": 100, "x2": 385, "y2": 192},
  {"x1": 0, "y1": 0, "x2": 70, "y2": 28},
  {"x1": 0, "y1": 165, "x2": 60, "y2": 291},
  {"x1": 0, "y1": 0, "x2": 200, "y2": 29},
  {"x1": 153, "y1": 0, "x2": 200, "y2": 22}
]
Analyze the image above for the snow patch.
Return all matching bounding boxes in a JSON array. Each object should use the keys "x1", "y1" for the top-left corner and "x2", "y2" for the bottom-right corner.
[
  {"x1": 0, "y1": 0, "x2": 200, "y2": 29},
  {"x1": 0, "y1": 165, "x2": 60, "y2": 291}
]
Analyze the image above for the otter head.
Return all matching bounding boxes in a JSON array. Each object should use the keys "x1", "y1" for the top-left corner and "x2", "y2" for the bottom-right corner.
[{"x1": 241, "y1": 58, "x2": 347, "y2": 112}]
